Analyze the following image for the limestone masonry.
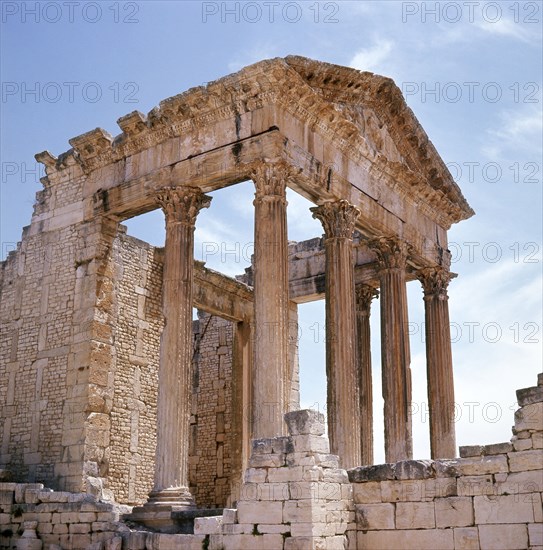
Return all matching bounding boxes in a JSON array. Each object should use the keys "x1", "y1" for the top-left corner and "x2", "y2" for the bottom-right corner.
[{"x1": 0, "y1": 56, "x2": 540, "y2": 548}]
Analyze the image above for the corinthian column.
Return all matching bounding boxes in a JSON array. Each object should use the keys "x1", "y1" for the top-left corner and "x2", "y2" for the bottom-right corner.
[
  {"x1": 251, "y1": 161, "x2": 291, "y2": 438},
  {"x1": 149, "y1": 186, "x2": 211, "y2": 506},
  {"x1": 311, "y1": 200, "x2": 361, "y2": 469},
  {"x1": 368, "y1": 237, "x2": 413, "y2": 463},
  {"x1": 418, "y1": 267, "x2": 457, "y2": 459},
  {"x1": 355, "y1": 284, "x2": 379, "y2": 465}
]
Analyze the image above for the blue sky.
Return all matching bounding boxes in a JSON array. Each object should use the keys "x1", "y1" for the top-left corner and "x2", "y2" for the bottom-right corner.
[{"x1": 1, "y1": 1, "x2": 541, "y2": 463}]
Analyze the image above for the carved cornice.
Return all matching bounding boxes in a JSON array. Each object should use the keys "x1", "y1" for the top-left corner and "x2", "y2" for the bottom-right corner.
[
  {"x1": 367, "y1": 236, "x2": 411, "y2": 271},
  {"x1": 35, "y1": 56, "x2": 473, "y2": 228},
  {"x1": 355, "y1": 284, "x2": 379, "y2": 313},
  {"x1": 417, "y1": 267, "x2": 456, "y2": 300},
  {"x1": 310, "y1": 200, "x2": 361, "y2": 240},
  {"x1": 156, "y1": 187, "x2": 212, "y2": 227},
  {"x1": 250, "y1": 160, "x2": 297, "y2": 203}
]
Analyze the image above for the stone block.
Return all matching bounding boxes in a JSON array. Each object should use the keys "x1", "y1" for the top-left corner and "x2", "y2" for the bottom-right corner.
[
  {"x1": 357, "y1": 528, "x2": 454, "y2": 550},
  {"x1": 248, "y1": 453, "x2": 286, "y2": 469},
  {"x1": 283, "y1": 536, "x2": 325, "y2": 550},
  {"x1": 453, "y1": 527, "x2": 479, "y2": 550},
  {"x1": 529, "y1": 523, "x2": 543, "y2": 547},
  {"x1": 517, "y1": 384, "x2": 543, "y2": 406},
  {"x1": 395, "y1": 460, "x2": 436, "y2": 479},
  {"x1": 71, "y1": 534, "x2": 92, "y2": 548},
  {"x1": 237, "y1": 501, "x2": 282, "y2": 524},
  {"x1": 380, "y1": 480, "x2": 428, "y2": 502},
  {"x1": 355, "y1": 503, "x2": 395, "y2": 529},
  {"x1": 515, "y1": 402, "x2": 543, "y2": 431},
  {"x1": 284, "y1": 410, "x2": 326, "y2": 436},
  {"x1": 221, "y1": 508, "x2": 237, "y2": 524},
  {"x1": 396, "y1": 501, "x2": 435, "y2": 529},
  {"x1": 482, "y1": 442, "x2": 513, "y2": 455},
  {"x1": 352, "y1": 481, "x2": 381, "y2": 504},
  {"x1": 512, "y1": 437, "x2": 533, "y2": 451},
  {"x1": 509, "y1": 449, "x2": 543, "y2": 472},
  {"x1": 302, "y1": 466, "x2": 324, "y2": 481},
  {"x1": 194, "y1": 515, "x2": 222, "y2": 535},
  {"x1": 221, "y1": 523, "x2": 254, "y2": 535},
  {"x1": 478, "y1": 524, "x2": 528, "y2": 549},
  {"x1": 242, "y1": 482, "x2": 289, "y2": 501},
  {"x1": 70, "y1": 522, "x2": 91, "y2": 534},
  {"x1": 105, "y1": 537, "x2": 122, "y2": 550},
  {"x1": 474, "y1": 494, "x2": 534, "y2": 523},
  {"x1": 455, "y1": 455, "x2": 509, "y2": 475},
  {"x1": 459, "y1": 445, "x2": 483, "y2": 458},
  {"x1": 312, "y1": 454, "x2": 339, "y2": 469},
  {"x1": 457, "y1": 475, "x2": 494, "y2": 496},
  {"x1": 291, "y1": 435, "x2": 329, "y2": 454},
  {"x1": 15, "y1": 484, "x2": 43, "y2": 504},
  {"x1": 496, "y1": 469, "x2": 543, "y2": 494},
  {"x1": 145, "y1": 534, "x2": 206, "y2": 550},
  {"x1": 283, "y1": 500, "x2": 327, "y2": 523},
  {"x1": 322, "y1": 469, "x2": 348, "y2": 484},
  {"x1": 222, "y1": 534, "x2": 283, "y2": 550},
  {"x1": 290, "y1": 522, "x2": 328, "y2": 537},
  {"x1": 533, "y1": 432, "x2": 543, "y2": 449},
  {"x1": 0, "y1": 491, "x2": 14, "y2": 505},
  {"x1": 435, "y1": 496, "x2": 474, "y2": 528},
  {"x1": 289, "y1": 481, "x2": 340, "y2": 501},
  {"x1": 348, "y1": 463, "x2": 395, "y2": 482},
  {"x1": 268, "y1": 466, "x2": 303, "y2": 483},
  {"x1": 244, "y1": 468, "x2": 267, "y2": 483}
]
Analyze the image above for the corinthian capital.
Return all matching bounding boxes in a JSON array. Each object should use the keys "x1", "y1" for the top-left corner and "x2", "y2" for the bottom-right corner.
[
  {"x1": 355, "y1": 284, "x2": 379, "y2": 313},
  {"x1": 156, "y1": 187, "x2": 212, "y2": 227},
  {"x1": 310, "y1": 200, "x2": 361, "y2": 240},
  {"x1": 250, "y1": 160, "x2": 295, "y2": 202},
  {"x1": 417, "y1": 267, "x2": 456, "y2": 299},
  {"x1": 367, "y1": 236, "x2": 410, "y2": 271}
]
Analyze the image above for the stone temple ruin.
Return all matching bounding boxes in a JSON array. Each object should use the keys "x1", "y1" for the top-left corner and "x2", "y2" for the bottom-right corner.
[{"x1": 0, "y1": 57, "x2": 541, "y2": 549}]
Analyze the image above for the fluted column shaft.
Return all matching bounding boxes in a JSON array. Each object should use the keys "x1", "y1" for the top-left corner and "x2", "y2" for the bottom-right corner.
[
  {"x1": 369, "y1": 237, "x2": 413, "y2": 463},
  {"x1": 150, "y1": 187, "x2": 211, "y2": 505},
  {"x1": 418, "y1": 267, "x2": 456, "y2": 459},
  {"x1": 356, "y1": 284, "x2": 378, "y2": 465},
  {"x1": 312, "y1": 200, "x2": 361, "y2": 469},
  {"x1": 251, "y1": 162, "x2": 291, "y2": 438}
]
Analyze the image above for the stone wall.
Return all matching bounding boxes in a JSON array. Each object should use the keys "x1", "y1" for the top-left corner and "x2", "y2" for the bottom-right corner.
[
  {"x1": 349, "y1": 373, "x2": 543, "y2": 550},
  {"x1": 0, "y1": 169, "x2": 85, "y2": 490},
  {"x1": 190, "y1": 313, "x2": 235, "y2": 508},
  {"x1": 107, "y1": 231, "x2": 163, "y2": 506}
]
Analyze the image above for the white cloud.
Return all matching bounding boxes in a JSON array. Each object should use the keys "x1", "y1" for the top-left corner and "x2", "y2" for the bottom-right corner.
[
  {"x1": 482, "y1": 104, "x2": 543, "y2": 158},
  {"x1": 475, "y1": 18, "x2": 538, "y2": 44},
  {"x1": 349, "y1": 39, "x2": 394, "y2": 73}
]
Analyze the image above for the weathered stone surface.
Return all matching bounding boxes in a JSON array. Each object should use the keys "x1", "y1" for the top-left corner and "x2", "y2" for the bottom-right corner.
[
  {"x1": 478, "y1": 524, "x2": 528, "y2": 549},
  {"x1": 482, "y1": 442, "x2": 513, "y2": 455},
  {"x1": 284, "y1": 410, "x2": 326, "y2": 436},
  {"x1": 348, "y1": 463, "x2": 395, "y2": 482},
  {"x1": 517, "y1": 384, "x2": 543, "y2": 406},
  {"x1": 435, "y1": 497, "x2": 474, "y2": 528},
  {"x1": 355, "y1": 503, "x2": 395, "y2": 529},
  {"x1": 396, "y1": 501, "x2": 435, "y2": 529},
  {"x1": 358, "y1": 528, "x2": 454, "y2": 550},
  {"x1": 459, "y1": 445, "x2": 483, "y2": 458},
  {"x1": 515, "y1": 402, "x2": 543, "y2": 431},
  {"x1": 474, "y1": 494, "x2": 535, "y2": 523},
  {"x1": 508, "y1": 449, "x2": 543, "y2": 472},
  {"x1": 453, "y1": 527, "x2": 479, "y2": 550}
]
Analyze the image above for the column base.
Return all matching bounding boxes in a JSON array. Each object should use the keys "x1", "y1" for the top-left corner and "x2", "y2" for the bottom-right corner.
[
  {"x1": 146, "y1": 486, "x2": 196, "y2": 507},
  {"x1": 128, "y1": 487, "x2": 197, "y2": 533}
]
